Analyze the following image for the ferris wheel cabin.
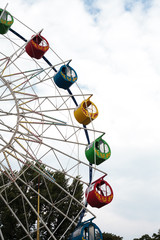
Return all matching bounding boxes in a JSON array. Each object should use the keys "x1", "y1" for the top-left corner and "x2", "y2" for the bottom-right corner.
[
  {"x1": 70, "y1": 218, "x2": 103, "y2": 240},
  {"x1": 0, "y1": 8, "x2": 14, "y2": 34},
  {"x1": 54, "y1": 64, "x2": 77, "y2": 89},
  {"x1": 85, "y1": 176, "x2": 113, "y2": 208},
  {"x1": 74, "y1": 97, "x2": 98, "y2": 125},
  {"x1": 85, "y1": 135, "x2": 111, "y2": 165},
  {"x1": 25, "y1": 33, "x2": 49, "y2": 59}
]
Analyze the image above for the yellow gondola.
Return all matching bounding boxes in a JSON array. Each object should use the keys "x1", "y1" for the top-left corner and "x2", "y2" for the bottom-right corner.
[{"x1": 74, "y1": 97, "x2": 98, "y2": 125}]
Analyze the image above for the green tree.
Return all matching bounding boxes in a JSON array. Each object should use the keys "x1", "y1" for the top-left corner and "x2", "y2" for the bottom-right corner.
[
  {"x1": 152, "y1": 230, "x2": 160, "y2": 240},
  {"x1": 102, "y1": 232, "x2": 123, "y2": 240},
  {"x1": 0, "y1": 164, "x2": 83, "y2": 239},
  {"x1": 133, "y1": 235, "x2": 152, "y2": 240},
  {"x1": 134, "y1": 230, "x2": 160, "y2": 240}
]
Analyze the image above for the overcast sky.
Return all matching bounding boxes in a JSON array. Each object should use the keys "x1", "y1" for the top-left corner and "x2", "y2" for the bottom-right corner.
[{"x1": 2, "y1": 0, "x2": 160, "y2": 239}]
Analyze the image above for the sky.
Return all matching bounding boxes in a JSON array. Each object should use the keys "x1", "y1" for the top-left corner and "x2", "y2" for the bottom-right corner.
[{"x1": 1, "y1": 0, "x2": 160, "y2": 239}]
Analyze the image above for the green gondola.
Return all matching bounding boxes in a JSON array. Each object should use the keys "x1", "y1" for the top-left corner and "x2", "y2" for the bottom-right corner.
[
  {"x1": 85, "y1": 134, "x2": 111, "y2": 165},
  {"x1": 0, "y1": 8, "x2": 14, "y2": 34}
]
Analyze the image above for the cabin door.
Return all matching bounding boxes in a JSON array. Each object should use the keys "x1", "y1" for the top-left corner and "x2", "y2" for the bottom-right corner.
[{"x1": 89, "y1": 225, "x2": 95, "y2": 240}]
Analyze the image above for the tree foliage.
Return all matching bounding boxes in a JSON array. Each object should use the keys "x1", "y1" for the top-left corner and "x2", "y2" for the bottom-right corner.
[
  {"x1": 134, "y1": 234, "x2": 152, "y2": 240},
  {"x1": 102, "y1": 232, "x2": 123, "y2": 240},
  {"x1": 133, "y1": 230, "x2": 160, "y2": 240},
  {"x1": 0, "y1": 164, "x2": 83, "y2": 239},
  {"x1": 102, "y1": 229, "x2": 160, "y2": 240}
]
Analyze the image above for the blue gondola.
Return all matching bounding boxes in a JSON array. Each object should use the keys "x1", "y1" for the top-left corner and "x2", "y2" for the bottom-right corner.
[
  {"x1": 54, "y1": 63, "x2": 77, "y2": 89},
  {"x1": 70, "y1": 218, "x2": 103, "y2": 240}
]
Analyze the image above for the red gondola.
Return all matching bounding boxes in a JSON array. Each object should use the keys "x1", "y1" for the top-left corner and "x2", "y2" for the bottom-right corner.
[
  {"x1": 85, "y1": 175, "x2": 113, "y2": 208},
  {"x1": 25, "y1": 33, "x2": 49, "y2": 59}
]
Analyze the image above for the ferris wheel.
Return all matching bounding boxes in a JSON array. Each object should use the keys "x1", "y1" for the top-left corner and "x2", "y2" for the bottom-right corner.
[{"x1": 0, "y1": 5, "x2": 113, "y2": 240}]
